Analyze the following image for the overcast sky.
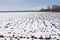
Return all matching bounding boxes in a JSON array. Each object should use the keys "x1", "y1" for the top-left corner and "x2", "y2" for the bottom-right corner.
[{"x1": 0, "y1": 0, "x2": 60, "y2": 11}]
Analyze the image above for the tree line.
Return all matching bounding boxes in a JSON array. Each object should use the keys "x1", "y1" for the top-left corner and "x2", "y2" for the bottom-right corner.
[{"x1": 40, "y1": 5, "x2": 60, "y2": 12}]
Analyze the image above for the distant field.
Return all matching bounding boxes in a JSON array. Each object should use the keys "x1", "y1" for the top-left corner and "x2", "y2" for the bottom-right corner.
[{"x1": 0, "y1": 12, "x2": 60, "y2": 40}]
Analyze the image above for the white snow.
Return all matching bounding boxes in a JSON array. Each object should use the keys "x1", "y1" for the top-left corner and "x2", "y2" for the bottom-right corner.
[{"x1": 0, "y1": 12, "x2": 60, "y2": 40}]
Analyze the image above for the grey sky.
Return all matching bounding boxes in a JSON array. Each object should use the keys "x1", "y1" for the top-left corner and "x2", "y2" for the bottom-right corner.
[{"x1": 0, "y1": 0, "x2": 60, "y2": 11}]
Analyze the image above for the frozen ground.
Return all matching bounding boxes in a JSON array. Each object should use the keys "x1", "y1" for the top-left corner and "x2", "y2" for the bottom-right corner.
[{"x1": 0, "y1": 12, "x2": 60, "y2": 40}]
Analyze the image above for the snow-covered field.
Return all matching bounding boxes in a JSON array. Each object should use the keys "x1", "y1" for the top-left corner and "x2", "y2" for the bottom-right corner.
[{"x1": 0, "y1": 12, "x2": 60, "y2": 40}]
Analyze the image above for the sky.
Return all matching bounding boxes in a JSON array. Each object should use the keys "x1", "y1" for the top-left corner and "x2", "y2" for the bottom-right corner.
[{"x1": 0, "y1": 0, "x2": 60, "y2": 11}]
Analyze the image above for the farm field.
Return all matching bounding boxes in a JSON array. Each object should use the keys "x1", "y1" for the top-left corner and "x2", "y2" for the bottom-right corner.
[{"x1": 0, "y1": 12, "x2": 60, "y2": 40}]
